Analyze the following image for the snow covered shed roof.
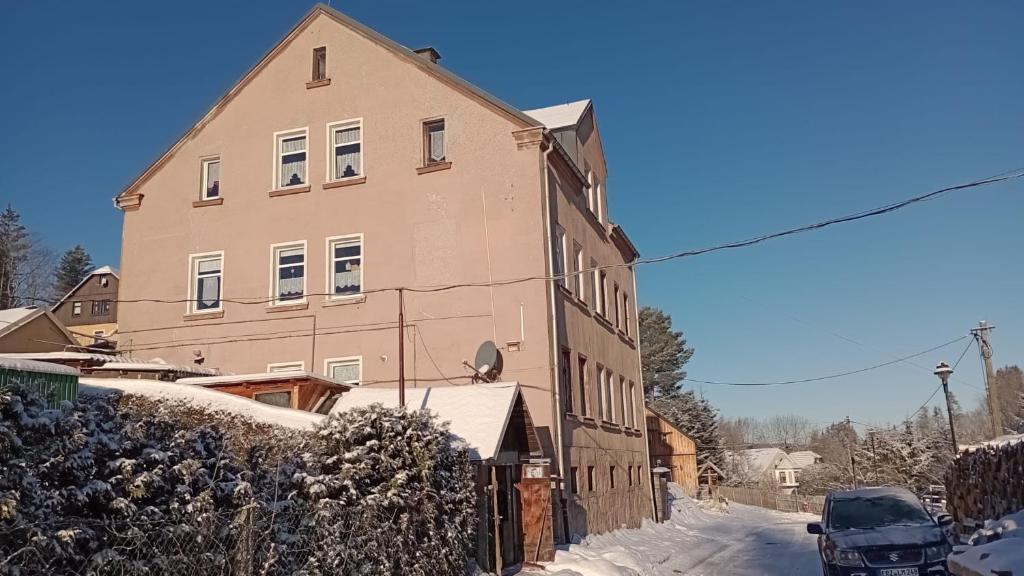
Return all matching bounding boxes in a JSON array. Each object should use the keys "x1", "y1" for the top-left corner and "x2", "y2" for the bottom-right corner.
[
  {"x1": 0, "y1": 307, "x2": 38, "y2": 327},
  {"x1": 788, "y1": 450, "x2": 821, "y2": 469},
  {"x1": 177, "y1": 371, "x2": 346, "y2": 388},
  {"x1": 523, "y1": 99, "x2": 592, "y2": 130},
  {"x1": 329, "y1": 382, "x2": 536, "y2": 461},
  {"x1": 79, "y1": 377, "x2": 323, "y2": 430},
  {"x1": 0, "y1": 357, "x2": 80, "y2": 376},
  {"x1": 0, "y1": 351, "x2": 123, "y2": 366},
  {"x1": 92, "y1": 360, "x2": 221, "y2": 376}
]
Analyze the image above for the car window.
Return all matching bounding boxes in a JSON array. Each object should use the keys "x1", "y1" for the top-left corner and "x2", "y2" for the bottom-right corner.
[{"x1": 828, "y1": 495, "x2": 933, "y2": 530}]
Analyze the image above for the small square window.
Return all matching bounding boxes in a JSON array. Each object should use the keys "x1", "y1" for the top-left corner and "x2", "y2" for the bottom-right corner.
[
  {"x1": 201, "y1": 157, "x2": 220, "y2": 199},
  {"x1": 275, "y1": 130, "x2": 308, "y2": 189},
  {"x1": 188, "y1": 253, "x2": 223, "y2": 314},
  {"x1": 72, "y1": 302, "x2": 81, "y2": 316},
  {"x1": 423, "y1": 119, "x2": 446, "y2": 165},
  {"x1": 273, "y1": 243, "x2": 306, "y2": 304},
  {"x1": 328, "y1": 121, "x2": 362, "y2": 180},
  {"x1": 99, "y1": 276, "x2": 109, "y2": 288},
  {"x1": 312, "y1": 47, "x2": 327, "y2": 81},
  {"x1": 325, "y1": 357, "x2": 361, "y2": 385}
]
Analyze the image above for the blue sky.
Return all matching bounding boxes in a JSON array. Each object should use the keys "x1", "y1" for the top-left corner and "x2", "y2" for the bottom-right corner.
[{"x1": 2, "y1": 1, "x2": 1021, "y2": 426}]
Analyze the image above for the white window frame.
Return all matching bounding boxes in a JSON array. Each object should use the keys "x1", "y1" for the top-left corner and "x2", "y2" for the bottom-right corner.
[
  {"x1": 572, "y1": 242, "x2": 583, "y2": 299},
  {"x1": 595, "y1": 363, "x2": 605, "y2": 420},
  {"x1": 325, "y1": 234, "x2": 364, "y2": 300},
  {"x1": 200, "y1": 156, "x2": 221, "y2": 200},
  {"x1": 72, "y1": 302, "x2": 81, "y2": 316},
  {"x1": 325, "y1": 118, "x2": 364, "y2": 182},
  {"x1": 585, "y1": 164, "x2": 596, "y2": 214},
  {"x1": 267, "y1": 361, "x2": 304, "y2": 373},
  {"x1": 628, "y1": 381, "x2": 637, "y2": 429},
  {"x1": 272, "y1": 127, "x2": 309, "y2": 190},
  {"x1": 618, "y1": 375, "x2": 626, "y2": 426},
  {"x1": 270, "y1": 241, "x2": 307, "y2": 306},
  {"x1": 613, "y1": 282, "x2": 621, "y2": 328},
  {"x1": 186, "y1": 251, "x2": 224, "y2": 315},
  {"x1": 553, "y1": 225, "x2": 567, "y2": 287},
  {"x1": 590, "y1": 258, "x2": 600, "y2": 310},
  {"x1": 596, "y1": 179, "x2": 605, "y2": 223},
  {"x1": 324, "y1": 356, "x2": 362, "y2": 386}
]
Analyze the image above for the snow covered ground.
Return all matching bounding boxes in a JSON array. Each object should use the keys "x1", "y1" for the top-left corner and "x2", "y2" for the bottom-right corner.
[{"x1": 524, "y1": 485, "x2": 822, "y2": 576}]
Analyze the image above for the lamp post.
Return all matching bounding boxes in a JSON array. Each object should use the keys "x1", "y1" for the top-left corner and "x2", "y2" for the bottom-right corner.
[{"x1": 934, "y1": 361, "x2": 958, "y2": 455}]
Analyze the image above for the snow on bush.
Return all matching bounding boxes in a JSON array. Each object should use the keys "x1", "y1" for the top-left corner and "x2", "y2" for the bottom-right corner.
[{"x1": 0, "y1": 386, "x2": 475, "y2": 576}]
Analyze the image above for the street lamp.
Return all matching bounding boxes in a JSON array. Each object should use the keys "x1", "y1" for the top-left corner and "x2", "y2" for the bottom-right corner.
[{"x1": 934, "y1": 361, "x2": 958, "y2": 455}]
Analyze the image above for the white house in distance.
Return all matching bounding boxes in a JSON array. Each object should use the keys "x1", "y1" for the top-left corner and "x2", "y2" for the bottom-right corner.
[
  {"x1": 788, "y1": 450, "x2": 822, "y2": 470},
  {"x1": 730, "y1": 448, "x2": 801, "y2": 494}
]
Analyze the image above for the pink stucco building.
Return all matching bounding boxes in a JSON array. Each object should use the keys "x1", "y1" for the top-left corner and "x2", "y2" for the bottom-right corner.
[{"x1": 115, "y1": 4, "x2": 652, "y2": 538}]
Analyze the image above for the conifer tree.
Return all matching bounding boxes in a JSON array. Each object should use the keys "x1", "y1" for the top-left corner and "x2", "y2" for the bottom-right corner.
[{"x1": 53, "y1": 244, "x2": 93, "y2": 298}]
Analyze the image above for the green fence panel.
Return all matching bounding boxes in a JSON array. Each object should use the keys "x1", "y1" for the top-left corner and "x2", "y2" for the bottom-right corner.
[{"x1": 0, "y1": 368, "x2": 79, "y2": 409}]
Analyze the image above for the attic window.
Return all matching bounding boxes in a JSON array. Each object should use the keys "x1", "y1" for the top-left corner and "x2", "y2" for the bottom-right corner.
[
  {"x1": 99, "y1": 277, "x2": 109, "y2": 287},
  {"x1": 423, "y1": 119, "x2": 445, "y2": 165},
  {"x1": 312, "y1": 47, "x2": 327, "y2": 81}
]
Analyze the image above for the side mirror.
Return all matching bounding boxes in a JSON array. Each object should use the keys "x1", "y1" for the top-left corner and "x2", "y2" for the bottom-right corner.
[
  {"x1": 806, "y1": 522, "x2": 825, "y2": 535},
  {"x1": 936, "y1": 514, "x2": 954, "y2": 527}
]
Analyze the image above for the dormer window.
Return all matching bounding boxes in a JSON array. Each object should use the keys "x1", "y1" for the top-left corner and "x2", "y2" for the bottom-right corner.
[{"x1": 312, "y1": 47, "x2": 327, "y2": 81}]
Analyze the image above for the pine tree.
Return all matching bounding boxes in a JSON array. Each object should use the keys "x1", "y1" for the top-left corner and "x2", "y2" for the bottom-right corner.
[
  {"x1": 638, "y1": 306, "x2": 694, "y2": 397},
  {"x1": 53, "y1": 245, "x2": 93, "y2": 298},
  {"x1": 0, "y1": 204, "x2": 28, "y2": 308},
  {"x1": 649, "y1": 390, "x2": 725, "y2": 467}
]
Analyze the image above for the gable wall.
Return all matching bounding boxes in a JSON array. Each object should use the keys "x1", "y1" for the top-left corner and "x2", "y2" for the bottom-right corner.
[{"x1": 53, "y1": 273, "x2": 120, "y2": 327}]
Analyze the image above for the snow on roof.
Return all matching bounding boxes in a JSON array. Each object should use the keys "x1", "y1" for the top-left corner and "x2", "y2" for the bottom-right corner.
[
  {"x1": 177, "y1": 371, "x2": 348, "y2": 388},
  {"x1": 90, "y1": 265, "x2": 119, "y2": 277},
  {"x1": 830, "y1": 486, "x2": 918, "y2": 501},
  {"x1": 788, "y1": 451, "x2": 821, "y2": 468},
  {"x1": 962, "y1": 433, "x2": 1024, "y2": 453},
  {"x1": 329, "y1": 382, "x2": 522, "y2": 461},
  {"x1": 53, "y1": 266, "x2": 119, "y2": 307},
  {"x1": 95, "y1": 360, "x2": 220, "y2": 375},
  {"x1": 0, "y1": 357, "x2": 80, "y2": 376},
  {"x1": 0, "y1": 306, "x2": 38, "y2": 325},
  {"x1": 79, "y1": 377, "x2": 322, "y2": 430},
  {"x1": 0, "y1": 351, "x2": 122, "y2": 363},
  {"x1": 523, "y1": 99, "x2": 591, "y2": 130}
]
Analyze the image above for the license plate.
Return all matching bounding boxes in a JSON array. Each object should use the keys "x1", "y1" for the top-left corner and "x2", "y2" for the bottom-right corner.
[{"x1": 879, "y1": 569, "x2": 918, "y2": 576}]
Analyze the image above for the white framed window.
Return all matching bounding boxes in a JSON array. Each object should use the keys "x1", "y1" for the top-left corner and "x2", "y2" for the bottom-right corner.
[
  {"x1": 187, "y1": 251, "x2": 223, "y2": 314},
  {"x1": 552, "y1": 225, "x2": 566, "y2": 287},
  {"x1": 604, "y1": 370, "x2": 616, "y2": 423},
  {"x1": 596, "y1": 179, "x2": 605, "y2": 223},
  {"x1": 327, "y1": 119, "x2": 362, "y2": 181},
  {"x1": 271, "y1": 242, "x2": 306, "y2": 304},
  {"x1": 613, "y1": 283, "x2": 621, "y2": 328},
  {"x1": 572, "y1": 242, "x2": 583, "y2": 299},
  {"x1": 326, "y1": 234, "x2": 363, "y2": 298},
  {"x1": 623, "y1": 292, "x2": 632, "y2": 336},
  {"x1": 584, "y1": 163, "x2": 596, "y2": 214},
  {"x1": 590, "y1": 258, "x2": 600, "y2": 310},
  {"x1": 628, "y1": 381, "x2": 637, "y2": 428},
  {"x1": 72, "y1": 302, "x2": 81, "y2": 316},
  {"x1": 274, "y1": 128, "x2": 308, "y2": 189},
  {"x1": 201, "y1": 156, "x2": 221, "y2": 199},
  {"x1": 618, "y1": 376, "x2": 626, "y2": 426},
  {"x1": 423, "y1": 119, "x2": 446, "y2": 165},
  {"x1": 267, "y1": 361, "x2": 304, "y2": 373},
  {"x1": 324, "y1": 356, "x2": 362, "y2": 385},
  {"x1": 312, "y1": 46, "x2": 327, "y2": 81},
  {"x1": 595, "y1": 364, "x2": 605, "y2": 421}
]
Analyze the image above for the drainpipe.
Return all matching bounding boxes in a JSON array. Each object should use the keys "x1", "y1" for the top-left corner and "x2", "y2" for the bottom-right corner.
[
  {"x1": 539, "y1": 134, "x2": 569, "y2": 542},
  {"x1": 631, "y1": 259, "x2": 658, "y2": 520}
]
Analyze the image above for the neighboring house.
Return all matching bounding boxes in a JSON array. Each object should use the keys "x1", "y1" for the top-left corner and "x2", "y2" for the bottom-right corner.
[
  {"x1": 51, "y1": 266, "x2": 120, "y2": 348},
  {"x1": 0, "y1": 306, "x2": 78, "y2": 353},
  {"x1": 788, "y1": 450, "x2": 822, "y2": 470},
  {"x1": 645, "y1": 407, "x2": 699, "y2": 495},
  {"x1": 730, "y1": 448, "x2": 801, "y2": 494},
  {"x1": 112, "y1": 4, "x2": 650, "y2": 539}
]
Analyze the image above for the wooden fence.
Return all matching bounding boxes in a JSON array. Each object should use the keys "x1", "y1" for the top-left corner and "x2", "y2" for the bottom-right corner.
[
  {"x1": 716, "y1": 486, "x2": 826, "y2": 515},
  {"x1": 945, "y1": 436, "x2": 1024, "y2": 529}
]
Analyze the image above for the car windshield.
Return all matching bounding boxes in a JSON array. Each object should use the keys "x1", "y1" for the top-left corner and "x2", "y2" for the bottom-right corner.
[{"x1": 828, "y1": 495, "x2": 933, "y2": 531}]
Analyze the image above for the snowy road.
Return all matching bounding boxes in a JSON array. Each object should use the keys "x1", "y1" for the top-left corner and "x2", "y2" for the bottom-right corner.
[{"x1": 525, "y1": 488, "x2": 823, "y2": 576}]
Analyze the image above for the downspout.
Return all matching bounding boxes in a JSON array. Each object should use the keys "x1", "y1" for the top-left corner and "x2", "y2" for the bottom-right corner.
[
  {"x1": 631, "y1": 258, "x2": 658, "y2": 520},
  {"x1": 539, "y1": 134, "x2": 569, "y2": 541}
]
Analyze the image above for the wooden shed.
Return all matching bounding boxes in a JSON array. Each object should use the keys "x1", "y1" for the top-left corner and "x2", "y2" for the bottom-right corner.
[
  {"x1": 177, "y1": 372, "x2": 350, "y2": 413},
  {"x1": 645, "y1": 407, "x2": 699, "y2": 495}
]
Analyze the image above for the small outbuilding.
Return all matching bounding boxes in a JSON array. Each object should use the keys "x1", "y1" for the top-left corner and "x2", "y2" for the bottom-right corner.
[
  {"x1": 0, "y1": 357, "x2": 80, "y2": 408},
  {"x1": 177, "y1": 372, "x2": 350, "y2": 413},
  {"x1": 0, "y1": 307, "x2": 78, "y2": 353},
  {"x1": 645, "y1": 407, "x2": 699, "y2": 495}
]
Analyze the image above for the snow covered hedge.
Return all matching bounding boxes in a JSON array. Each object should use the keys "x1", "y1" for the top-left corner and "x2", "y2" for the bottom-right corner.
[{"x1": 0, "y1": 386, "x2": 475, "y2": 576}]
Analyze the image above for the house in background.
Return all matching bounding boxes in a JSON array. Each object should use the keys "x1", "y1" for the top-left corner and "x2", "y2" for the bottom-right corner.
[
  {"x1": 112, "y1": 4, "x2": 651, "y2": 540},
  {"x1": 788, "y1": 450, "x2": 822, "y2": 471},
  {"x1": 729, "y1": 447, "x2": 801, "y2": 494},
  {"x1": 645, "y1": 407, "x2": 699, "y2": 495},
  {"x1": 0, "y1": 307, "x2": 78, "y2": 353},
  {"x1": 51, "y1": 266, "x2": 120, "y2": 348}
]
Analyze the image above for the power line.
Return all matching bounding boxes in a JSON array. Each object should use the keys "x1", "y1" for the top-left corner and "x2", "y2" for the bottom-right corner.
[
  {"x1": 683, "y1": 335, "x2": 969, "y2": 386},
  {"x1": 13, "y1": 167, "x2": 1024, "y2": 308}
]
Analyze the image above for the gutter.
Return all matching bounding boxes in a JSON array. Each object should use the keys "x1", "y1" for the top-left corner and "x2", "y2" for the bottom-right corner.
[{"x1": 631, "y1": 257, "x2": 659, "y2": 520}]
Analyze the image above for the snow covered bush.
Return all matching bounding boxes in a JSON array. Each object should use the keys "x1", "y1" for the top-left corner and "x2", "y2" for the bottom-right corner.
[{"x1": 0, "y1": 386, "x2": 476, "y2": 576}]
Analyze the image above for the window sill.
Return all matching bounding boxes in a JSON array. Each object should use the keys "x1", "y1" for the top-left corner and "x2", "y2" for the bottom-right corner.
[
  {"x1": 594, "y1": 313, "x2": 614, "y2": 332},
  {"x1": 579, "y1": 416, "x2": 598, "y2": 425},
  {"x1": 306, "y1": 78, "x2": 331, "y2": 89},
  {"x1": 266, "y1": 301, "x2": 309, "y2": 313},
  {"x1": 192, "y1": 198, "x2": 223, "y2": 208},
  {"x1": 556, "y1": 283, "x2": 572, "y2": 298},
  {"x1": 600, "y1": 420, "x2": 622, "y2": 432},
  {"x1": 564, "y1": 293, "x2": 591, "y2": 314},
  {"x1": 618, "y1": 330, "x2": 636, "y2": 348},
  {"x1": 183, "y1": 310, "x2": 225, "y2": 321},
  {"x1": 416, "y1": 161, "x2": 452, "y2": 175},
  {"x1": 323, "y1": 176, "x2": 367, "y2": 190},
  {"x1": 322, "y1": 294, "x2": 366, "y2": 307},
  {"x1": 269, "y1": 185, "x2": 311, "y2": 197}
]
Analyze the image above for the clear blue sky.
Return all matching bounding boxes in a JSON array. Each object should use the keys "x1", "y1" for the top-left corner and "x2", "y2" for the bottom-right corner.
[{"x1": 2, "y1": 1, "x2": 1021, "y2": 426}]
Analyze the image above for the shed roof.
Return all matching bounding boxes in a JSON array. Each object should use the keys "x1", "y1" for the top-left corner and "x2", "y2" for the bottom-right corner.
[
  {"x1": 0, "y1": 306, "x2": 78, "y2": 345},
  {"x1": 0, "y1": 357, "x2": 80, "y2": 376},
  {"x1": 523, "y1": 99, "x2": 592, "y2": 129},
  {"x1": 178, "y1": 371, "x2": 349, "y2": 388},
  {"x1": 788, "y1": 450, "x2": 822, "y2": 468},
  {"x1": 329, "y1": 382, "x2": 529, "y2": 461}
]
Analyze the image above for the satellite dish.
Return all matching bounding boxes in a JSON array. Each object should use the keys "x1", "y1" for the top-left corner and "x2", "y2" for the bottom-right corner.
[{"x1": 472, "y1": 341, "x2": 503, "y2": 382}]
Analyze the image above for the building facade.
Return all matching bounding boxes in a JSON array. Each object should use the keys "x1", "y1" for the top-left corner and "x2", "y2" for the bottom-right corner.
[
  {"x1": 51, "y1": 266, "x2": 120, "y2": 347},
  {"x1": 114, "y1": 5, "x2": 651, "y2": 537}
]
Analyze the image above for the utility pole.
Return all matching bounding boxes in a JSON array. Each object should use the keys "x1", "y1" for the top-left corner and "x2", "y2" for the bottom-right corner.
[
  {"x1": 868, "y1": 431, "x2": 877, "y2": 484},
  {"x1": 934, "y1": 362, "x2": 959, "y2": 455},
  {"x1": 971, "y1": 321, "x2": 1002, "y2": 437},
  {"x1": 845, "y1": 417, "x2": 858, "y2": 489},
  {"x1": 398, "y1": 288, "x2": 405, "y2": 408}
]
